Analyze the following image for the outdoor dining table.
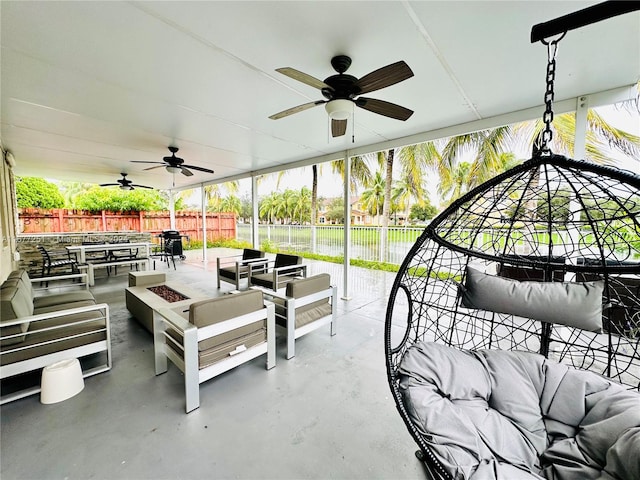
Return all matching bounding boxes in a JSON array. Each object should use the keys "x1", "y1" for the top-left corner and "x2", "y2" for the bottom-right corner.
[
  {"x1": 66, "y1": 242, "x2": 152, "y2": 264},
  {"x1": 66, "y1": 242, "x2": 152, "y2": 285}
]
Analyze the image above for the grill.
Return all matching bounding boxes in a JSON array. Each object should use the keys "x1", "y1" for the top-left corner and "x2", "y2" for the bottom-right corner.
[{"x1": 160, "y1": 230, "x2": 187, "y2": 260}]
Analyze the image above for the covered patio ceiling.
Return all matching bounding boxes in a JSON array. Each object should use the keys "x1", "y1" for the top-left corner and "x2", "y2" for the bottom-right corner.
[{"x1": 1, "y1": 1, "x2": 638, "y2": 191}]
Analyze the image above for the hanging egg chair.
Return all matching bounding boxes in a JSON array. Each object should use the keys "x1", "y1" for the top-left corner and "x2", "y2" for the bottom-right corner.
[{"x1": 384, "y1": 153, "x2": 640, "y2": 479}]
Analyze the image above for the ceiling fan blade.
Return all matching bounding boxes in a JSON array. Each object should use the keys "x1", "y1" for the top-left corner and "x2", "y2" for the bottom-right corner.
[
  {"x1": 331, "y1": 119, "x2": 347, "y2": 138},
  {"x1": 180, "y1": 167, "x2": 194, "y2": 177},
  {"x1": 131, "y1": 161, "x2": 164, "y2": 165},
  {"x1": 356, "y1": 97, "x2": 414, "y2": 121},
  {"x1": 132, "y1": 184, "x2": 154, "y2": 189},
  {"x1": 143, "y1": 165, "x2": 165, "y2": 171},
  {"x1": 183, "y1": 164, "x2": 214, "y2": 174},
  {"x1": 275, "y1": 67, "x2": 332, "y2": 90},
  {"x1": 269, "y1": 100, "x2": 325, "y2": 120},
  {"x1": 354, "y1": 61, "x2": 414, "y2": 95},
  {"x1": 99, "y1": 183, "x2": 119, "y2": 187}
]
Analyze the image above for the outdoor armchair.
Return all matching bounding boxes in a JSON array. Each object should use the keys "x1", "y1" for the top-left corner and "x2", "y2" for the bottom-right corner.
[
  {"x1": 249, "y1": 253, "x2": 306, "y2": 292},
  {"x1": 153, "y1": 290, "x2": 275, "y2": 413},
  {"x1": 37, "y1": 245, "x2": 80, "y2": 285},
  {"x1": 216, "y1": 248, "x2": 266, "y2": 290},
  {"x1": 253, "y1": 273, "x2": 336, "y2": 359}
]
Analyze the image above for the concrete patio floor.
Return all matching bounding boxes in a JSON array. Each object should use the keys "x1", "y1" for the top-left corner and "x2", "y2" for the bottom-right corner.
[{"x1": 1, "y1": 249, "x2": 425, "y2": 479}]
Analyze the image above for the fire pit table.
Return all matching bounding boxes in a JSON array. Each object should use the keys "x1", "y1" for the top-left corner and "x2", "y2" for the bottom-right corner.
[{"x1": 125, "y1": 272, "x2": 207, "y2": 333}]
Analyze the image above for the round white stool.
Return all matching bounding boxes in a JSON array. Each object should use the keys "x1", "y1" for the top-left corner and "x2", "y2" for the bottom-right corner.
[{"x1": 40, "y1": 358, "x2": 84, "y2": 404}]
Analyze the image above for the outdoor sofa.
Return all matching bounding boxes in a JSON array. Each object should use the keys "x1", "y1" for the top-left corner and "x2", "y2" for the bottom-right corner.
[{"x1": 0, "y1": 270, "x2": 111, "y2": 404}]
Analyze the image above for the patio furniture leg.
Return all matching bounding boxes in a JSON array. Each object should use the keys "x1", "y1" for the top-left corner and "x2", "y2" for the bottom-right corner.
[
  {"x1": 286, "y1": 300, "x2": 296, "y2": 360},
  {"x1": 330, "y1": 285, "x2": 337, "y2": 336},
  {"x1": 153, "y1": 311, "x2": 168, "y2": 376},
  {"x1": 266, "y1": 302, "x2": 276, "y2": 370},
  {"x1": 184, "y1": 328, "x2": 200, "y2": 413}
]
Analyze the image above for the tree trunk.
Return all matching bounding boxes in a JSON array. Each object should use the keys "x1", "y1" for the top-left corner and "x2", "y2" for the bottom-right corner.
[
  {"x1": 311, "y1": 165, "x2": 318, "y2": 225},
  {"x1": 381, "y1": 149, "x2": 394, "y2": 262},
  {"x1": 311, "y1": 165, "x2": 318, "y2": 252}
]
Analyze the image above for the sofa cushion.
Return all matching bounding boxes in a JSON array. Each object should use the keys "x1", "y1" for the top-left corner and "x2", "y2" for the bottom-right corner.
[
  {"x1": 0, "y1": 285, "x2": 33, "y2": 345},
  {"x1": 218, "y1": 265, "x2": 249, "y2": 280},
  {"x1": 33, "y1": 291, "x2": 96, "y2": 309},
  {"x1": 274, "y1": 253, "x2": 302, "y2": 269},
  {"x1": 461, "y1": 267, "x2": 603, "y2": 332},
  {"x1": 242, "y1": 248, "x2": 264, "y2": 260},
  {"x1": 34, "y1": 300, "x2": 97, "y2": 315}
]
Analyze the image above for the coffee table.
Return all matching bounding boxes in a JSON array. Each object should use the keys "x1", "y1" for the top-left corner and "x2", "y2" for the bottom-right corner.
[{"x1": 125, "y1": 281, "x2": 207, "y2": 333}]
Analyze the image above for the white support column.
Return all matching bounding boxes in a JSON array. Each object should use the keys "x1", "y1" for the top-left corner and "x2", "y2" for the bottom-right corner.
[
  {"x1": 169, "y1": 191, "x2": 176, "y2": 230},
  {"x1": 574, "y1": 95, "x2": 589, "y2": 159},
  {"x1": 567, "y1": 95, "x2": 589, "y2": 270},
  {"x1": 251, "y1": 175, "x2": 259, "y2": 249},
  {"x1": 342, "y1": 151, "x2": 352, "y2": 301},
  {"x1": 201, "y1": 185, "x2": 207, "y2": 265}
]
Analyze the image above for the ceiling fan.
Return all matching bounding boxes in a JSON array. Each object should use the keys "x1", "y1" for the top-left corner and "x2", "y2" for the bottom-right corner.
[
  {"x1": 99, "y1": 173, "x2": 153, "y2": 190},
  {"x1": 269, "y1": 55, "x2": 414, "y2": 137},
  {"x1": 131, "y1": 146, "x2": 215, "y2": 177}
]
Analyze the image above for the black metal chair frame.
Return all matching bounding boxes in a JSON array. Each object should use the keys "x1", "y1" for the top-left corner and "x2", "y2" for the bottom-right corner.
[
  {"x1": 37, "y1": 245, "x2": 80, "y2": 286},
  {"x1": 384, "y1": 154, "x2": 640, "y2": 479}
]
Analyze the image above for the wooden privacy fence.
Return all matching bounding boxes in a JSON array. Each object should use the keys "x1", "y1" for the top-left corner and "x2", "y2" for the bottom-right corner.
[{"x1": 18, "y1": 209, "x2": 236, "y2": 242}]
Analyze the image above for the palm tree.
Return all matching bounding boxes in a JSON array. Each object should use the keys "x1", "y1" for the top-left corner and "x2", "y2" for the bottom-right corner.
[
  {"x1": 292, "y1": 187, "x2": 312, "y2": 224},
  {"x1": 391, "y1": 178, "x2": 413, "y2": 225},
  {"x1": 514, "y1": 109, "x2": 640, "y2": 162},
  {"x1": 360, "y1": 170, "x2": 386, "y2": 226},
  {"x1": 259, "y1": 192, "x2": 280, "y2": 223},
  {"x1": 434, "y1": 109, "x2": 639, "y2": 204},
  {"x1": 331, "y1": 156, "x2": 373, "y2": 195},
  {"x1": 219, "y1": 195, "x2": 241, "y2": 216},
  {"x1": 439, "y1": 162, "x2": 471, "y2": 204}
]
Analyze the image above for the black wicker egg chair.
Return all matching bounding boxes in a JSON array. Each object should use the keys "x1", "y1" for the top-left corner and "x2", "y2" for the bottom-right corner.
[{"x1": 384, "y1": 154, "x2": 640, "y2": 480}]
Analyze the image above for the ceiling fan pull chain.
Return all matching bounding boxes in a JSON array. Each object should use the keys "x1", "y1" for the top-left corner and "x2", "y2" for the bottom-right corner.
[{"x1": 538, "y1": 33, "x2": 564, "y2": 156}]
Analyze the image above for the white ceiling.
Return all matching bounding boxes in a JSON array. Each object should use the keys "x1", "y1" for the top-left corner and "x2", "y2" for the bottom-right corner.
[{"x1": 1, "y1": 1, "x2": 639, "y2": 191}]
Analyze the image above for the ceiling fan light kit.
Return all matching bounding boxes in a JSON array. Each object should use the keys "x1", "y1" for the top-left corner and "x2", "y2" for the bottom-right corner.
[
  {"x1": 325, "y1": 99, "x2": 353, "y2": 120},
  {"x1": 165, "y1": 165, "x2": 182, "y2": 174}
]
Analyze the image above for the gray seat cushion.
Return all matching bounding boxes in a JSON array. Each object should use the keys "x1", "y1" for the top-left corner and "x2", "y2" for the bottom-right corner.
[
  {"x1": 33, "y1": 291, "x2": 96, "y2": 309},
  {"x1": 399, "y1": 342, "x2": 640, "y2": 480}
]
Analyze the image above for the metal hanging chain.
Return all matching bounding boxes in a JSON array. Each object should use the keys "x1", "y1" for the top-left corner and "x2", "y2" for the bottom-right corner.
[{"x1": 539, "y1": 33, "x2": 565, "y2": 156}]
